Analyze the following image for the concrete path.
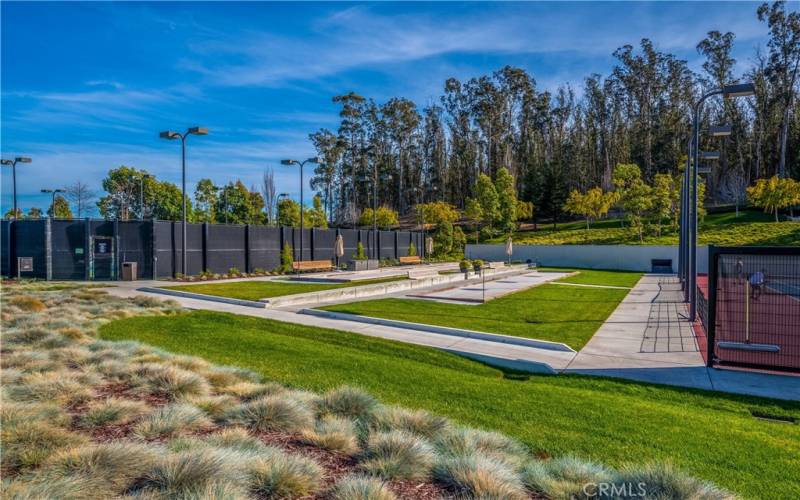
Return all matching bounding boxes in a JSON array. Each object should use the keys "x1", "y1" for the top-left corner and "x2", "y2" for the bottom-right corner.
[
  {"x1": 565, "y1": 275, "x2": 799, "y2": 400},
  {"x1": 406, "y1": 271, "x2": 569, "y2": 304}
]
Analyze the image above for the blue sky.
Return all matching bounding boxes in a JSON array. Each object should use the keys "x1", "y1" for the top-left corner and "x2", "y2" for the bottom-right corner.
[{"x1": 0, "y1": 1, "x2": 779, "y2": 215}]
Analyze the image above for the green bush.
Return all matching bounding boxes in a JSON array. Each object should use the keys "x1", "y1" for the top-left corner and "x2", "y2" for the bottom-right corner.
[
  {"x1": 472, "y1": 259, "x2": 484, "y2": 272},
  {"x1": 279, "y1": 243, "x2": 293, "y2": 273},
  {"x1": 408, "y1": 241, "x2": 417, "y2": 256},
  {"x1": 459, "y1": 259, "x2": 472, "y2": 272},
  {"x1": 227, "y1": 267, "x2": 241, "y2": 277},
  {"x1": 354, "y1": 242, "x2": 367, "y2": 260}
]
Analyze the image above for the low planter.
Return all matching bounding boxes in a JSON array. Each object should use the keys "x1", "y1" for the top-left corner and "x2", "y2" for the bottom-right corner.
[{"x1": 348, "y1": 259, "x2": 380, "y2": 271}]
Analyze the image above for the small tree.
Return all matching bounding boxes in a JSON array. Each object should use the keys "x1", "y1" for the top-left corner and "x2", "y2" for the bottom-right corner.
[
  {"x1": 433, "y1": 221, "x2": 454, "y2": 257},
  {"x1": 613, "y1": 164, "x2": 653, "y2": 242},
  {"x1": 27, "y1": 207, "x2": 43, "y2": 219},
  {"x1": 748, "y1": 176, "x2": 795, "y2": 221},
  {"x1": 464, "y1": 198, "x2": 483, "y2": 243},
  {"x1": 48, "y1": 195, "x2": 73, "y2": 219},
  {"x1": 408, "y1": 241, "x2": 417, "y2": 256},
  {"x1": 474, "y1": 173, "x2": 499, "y2": 231},
  {"x1": 279, "y1": 242, "x2": 294, "y2": 273},
  {"x1": 651, "y1": 174, "x2": 677, "y2": 236},
  {"x1": 359, "y1": 206, "x2": 399, "y2": 229},
  {"x1": 277, "y1": 198, "x2": 301, "y2": 226},
  {"x1": 306, "y1": 195, "x2": 328, "y2": 228},
  {"x1": 417, "y1": 201, "x2": 459, "y2": 226},
  {"x1": 515, "y1": 200, "x2": 534, "y2": 222},
  {"x1": 563, "y1": 187, "x2": 615, "y2": 230},
  {"x1": 452, "y1": 226, "x2": 466, "y2": 257},
  {"x1": 494, "y1": 167, "x2": 518, "y2": 233}
]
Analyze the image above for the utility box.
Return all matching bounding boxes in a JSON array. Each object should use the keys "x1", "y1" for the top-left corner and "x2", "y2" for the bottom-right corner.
[{"x1": 121, "y1": 261, "x2": 137, "y2": 281}]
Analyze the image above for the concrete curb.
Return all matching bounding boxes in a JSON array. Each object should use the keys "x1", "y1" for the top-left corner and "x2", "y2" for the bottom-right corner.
[
  {"x1": 137, "y1": 287, "x2": 267, "y2": 309},
  {"x1": 263, "y1": 265, "x2": 531, "y2": 308},
  {"x1": 299, "y1": 308, "x2": 576, "y2": 353}
]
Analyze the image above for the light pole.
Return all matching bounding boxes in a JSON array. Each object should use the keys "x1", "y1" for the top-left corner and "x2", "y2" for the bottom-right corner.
[
  {"x1": 281, "y1": 158, "x2": 319, "y2": 263},
  {"x1": 160, "y1": 127, "x2": 209, "y2": 276},
  {"x1": 685, "y1": 83, "x2": 754, "y2": 321},
  {"x1": 41, "y1": 188, "x2": 66, "y2": 217},
  {"x1": 1, "y1": 157, "x2": 32, "y2": 219}
]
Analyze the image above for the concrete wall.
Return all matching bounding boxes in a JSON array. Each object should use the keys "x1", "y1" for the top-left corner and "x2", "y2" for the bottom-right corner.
[{"x1": 466, "y1": 244, "x2": 708, "y2": 273}]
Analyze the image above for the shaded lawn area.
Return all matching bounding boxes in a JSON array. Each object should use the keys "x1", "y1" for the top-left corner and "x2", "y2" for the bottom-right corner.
[
  {"x1": 490, "y1": 209, "x2": 800, "y2": 246},
  {"x1": 319, "y1": 269, "x2": 639, "y2": 350},
  {"x1": 100, "y1": 310, "x2": 800, "y2": 499},
  {"x1": 163, "y1": 276, "x2": 406, "y2": 301}
]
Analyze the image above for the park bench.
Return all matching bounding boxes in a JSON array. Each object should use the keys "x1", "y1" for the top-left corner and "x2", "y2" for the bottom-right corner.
[
  {"x1": 407, "y1": 268, "x2": 439, "y2": 280},
  {"x1": 399, "y1": 256, "x2": 422, "y2": 265},
  {"x1": 292, "y1": 260, "x2": 334, "y2": 272},
  {"x1": 487, "y1": 261, "x2": 506, "y2": 269}
]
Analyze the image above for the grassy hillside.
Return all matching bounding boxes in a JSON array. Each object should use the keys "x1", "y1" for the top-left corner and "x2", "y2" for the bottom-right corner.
[{"x1": 487, "y1": 210, "x2": 800, "y2": 246}]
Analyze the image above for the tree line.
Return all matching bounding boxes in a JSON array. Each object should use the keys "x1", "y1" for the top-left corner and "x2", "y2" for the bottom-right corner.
[{"x1": 307, "y1": 1, "x2": 799, "y2": 225}]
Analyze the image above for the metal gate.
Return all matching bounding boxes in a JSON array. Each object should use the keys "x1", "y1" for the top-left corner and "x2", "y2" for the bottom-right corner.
[{"x1": 90, "y1": 236, "x2": 115, "y2": 280}]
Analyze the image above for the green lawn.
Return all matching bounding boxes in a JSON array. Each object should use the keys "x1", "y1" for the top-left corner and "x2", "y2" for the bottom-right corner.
[
  {"x1": 100, "y1": 310, "x2": 800, "y2": 498},
  {"x1": 163, "y1": 276, "x2": 406, "y2": 301},
  {"x1": 319, "y1": 269, "x2": 640, "y2": 349},
  {"x1": 490, "y1": 209, "x2": 800, "y2": 246}
]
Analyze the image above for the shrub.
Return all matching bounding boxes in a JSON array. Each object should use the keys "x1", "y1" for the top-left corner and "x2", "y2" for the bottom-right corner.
[
  {"x1": 280, "y1": 242, "x2": 294, "y2": 273},
  {"x1": 372, "y1": 406, "x2": 450, "y2": 439},
  {"x1": 131, "y1": 448, "x2": 250, "y2": 498},
  {"x1": 408, "y1": 241, "x2": 417, "y2": 257},
  {"x1": 4, "y1": 370, "x2": 95, "y2": 404},
  {"x1": 1, "y1": 400, "x2": 70, "y2": 428},
  {"x1": 434, "y1": 427, "x2": 528, "y2": 469},
  {"x1": 520, "y1": 456, "x2": 613, "y2": 499},
  {"x1": 138, "y1": 364, "x2": 211, "y2": 400},
  {"x1": 433, "y1": 454, "x2": 527, "y2": 500},
  {"x1": 613, "y1": 462, "x2": 734, "y2": 500},
  {"x1": 219, "y1": 381, "x2": 284, "y2": 400},
  {"x1": 78, "y1": 398, "x2": 150, "y2": 428},
  {"x1": 2, "y1": 420, "x2": 88, "y2": 471},
  {"x1": 354, "y1": 241, "x2": 367, "y2": 261},
  {"x1": 189, "y1": 394, "x2": 240, "y2": 419},
  {"x1": 331, "y1": 475, "x2": 397, "y2": 500},
  {"x1": 8, "y1": 295, "x2": 46, "y2": 312},
  {"x1": 248, "y1": 447, "x2": 323, "y2": 498},
  {"x1": 322, "y1": 386, "x2": 378, "y2": 421},
  {"x1": 472, "y1": 259, "x2": 484, "y2": 272},
  {"x1": 224, "y1": 394, "x2": 314, "y2": 433},
  {"x1": 360, "y1": 430, "x2": 435, "y2": 480},
  {"x1": 201, "y1": 366, "x2": 260, "y2": 388},
  {"x1": 459, "y1": 259, "x2": 472, "y2": 272},
  {"x1": 1, "y1": 475, "x2": 108, "y2": 500},
  {"x1": 40, "y1": 441, "x2": 159, "y2": 493},
  {"x1": 301, "y1": 416, "x2": 360, "y2": 455},
  {"x1": 228, "y1": 267, "x2": 241, "y2": 277},
  {"x1": 205, "y1": 428, "x2": 268, "y2": 454},
  {"x1": 134, "y1": 403, "x2": 213, "y2": 439}
]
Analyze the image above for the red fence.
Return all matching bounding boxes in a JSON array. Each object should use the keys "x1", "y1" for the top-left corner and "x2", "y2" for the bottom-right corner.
[{"x1": 705, "y1": 246, "x2": 800, "y2": 372}]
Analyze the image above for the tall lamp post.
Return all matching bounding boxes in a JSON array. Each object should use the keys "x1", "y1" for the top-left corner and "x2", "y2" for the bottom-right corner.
[
  {"x1": 41, "y1": 188, "x2": 66, "y2": 216},
  {"x1": 1, "y1": 157, "x2": 32, "y2": 218},
  {"x1": 281, "y1": 157, "x2": 319, "y2": 263},
  {"x1": 160, "y1": 127, "x2": 209, "y2": 277},
  {"x1": 685, "y1": 83, "x2": 754, "y2": 321}
]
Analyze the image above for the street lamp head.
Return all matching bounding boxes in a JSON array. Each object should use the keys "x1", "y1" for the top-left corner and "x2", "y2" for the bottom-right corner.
[
  {"x1": 278, "y1": 192, "x2": 289, "y2": 198},
  {"x1": 0, "y1": 159, "x2": 12, "y2": 166},
  {"x1": 306, "y1": 157, "x2": 320, "y2": 164},
  {"x1": 188, "y1": 126, "x2": 208, "y2": 136},
  {"x1": 55, "y1": 189, "x2": 66, "y2": 194},
  {"x1": 281, "y1": 159, "x2": 297, "y2": 166},
  {"x1": 15, "y1": 157, "x2": 32, "y2": 163},
  {"x1": 710, "y1": 125, "x2": 732, "y2": 137},
  {"x1": 722, "y1": 82, "x2": 755, "y2": 98},
  {"x1": 41, "y1": 189, "x2": 53, "y2": 193},
  {"x1": 159, "y1": 130, "x2": 179, "y2": 140},
  {"x1": 700, "y1": 151, "x2": 721, "y2": 161}
]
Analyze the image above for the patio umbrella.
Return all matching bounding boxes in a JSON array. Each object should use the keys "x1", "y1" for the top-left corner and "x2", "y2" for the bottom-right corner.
[
  {"x1": 425, "y1": 236, "x2": 434, "y2": 257},
  {"x1": 505, "y1": 237, "x2": 513, "y2": 264},
  {"x1": 335, "y1": 234, "x2": 344, "y2": 269}
]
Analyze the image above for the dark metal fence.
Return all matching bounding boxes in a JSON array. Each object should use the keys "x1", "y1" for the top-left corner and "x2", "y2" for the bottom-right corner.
[
  {"x1": 706, "y1": 246, "x2": 800, "y2": 372},
  {"x1": 1, "y1": 218, "x2": 425, "y2": 281}
]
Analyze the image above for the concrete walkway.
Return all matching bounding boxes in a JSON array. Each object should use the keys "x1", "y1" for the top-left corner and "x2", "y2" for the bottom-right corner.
[{"x1": 565, "y1": 275, "x2": 799, "y2": 400}]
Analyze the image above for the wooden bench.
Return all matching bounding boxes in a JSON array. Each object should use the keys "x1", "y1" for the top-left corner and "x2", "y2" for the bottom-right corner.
[
  {"x1": 399, "y1": 256, "x2": 422, "y2": 265},
  {"x1": 292, "y1": 260, "x2": 334, "y2": 272}
]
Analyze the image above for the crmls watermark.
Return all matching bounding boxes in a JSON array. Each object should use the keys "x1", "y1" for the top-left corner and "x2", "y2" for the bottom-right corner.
[{"x1": 582, "y1": 481, "x2": 647, "y2": 497}]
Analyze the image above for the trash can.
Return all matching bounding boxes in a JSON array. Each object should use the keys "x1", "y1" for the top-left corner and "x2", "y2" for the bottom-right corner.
[{"x1": 121, "y1": 262, "x2": 137, "y2": 281}]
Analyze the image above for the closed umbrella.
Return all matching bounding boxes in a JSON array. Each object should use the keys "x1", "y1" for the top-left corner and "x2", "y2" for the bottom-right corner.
[
  {"x1": 505, "y1": 237, "x2": 513, "y2": 265},
  {"x1": 335, "y1": 234, "x2": 344, "y2": 269},
  {"x1": 425, "y1": 236, "x2": 434, "y2": 257}
]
